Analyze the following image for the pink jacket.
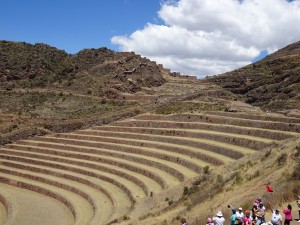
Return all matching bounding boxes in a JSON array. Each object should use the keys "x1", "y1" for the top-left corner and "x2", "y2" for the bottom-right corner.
[{"x1": 282, "y1": 209, "x2": 292, "y2": 221}]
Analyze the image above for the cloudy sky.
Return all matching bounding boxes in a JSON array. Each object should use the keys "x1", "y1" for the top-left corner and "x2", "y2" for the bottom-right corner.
[
  {"x1": 112, "y1": 0, "x2": 300, "y2": 78},
  {"x1": 1, "y1": 0, "x2": 300, "y2": 78}
]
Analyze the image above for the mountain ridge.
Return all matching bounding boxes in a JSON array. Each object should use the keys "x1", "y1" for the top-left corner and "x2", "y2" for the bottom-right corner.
[{"x1": 205, "y1": 41, "x2": 300, "y2": 111}]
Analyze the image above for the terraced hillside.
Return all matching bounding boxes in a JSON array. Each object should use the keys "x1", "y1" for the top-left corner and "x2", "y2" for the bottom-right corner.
[{"x1": 0, "y1": 111, "x2": 299, "y2": 225}]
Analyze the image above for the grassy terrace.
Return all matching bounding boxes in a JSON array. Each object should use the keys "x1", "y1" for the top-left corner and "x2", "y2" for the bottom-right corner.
[
  {"x1": 0, "y1": 183, "x2": 74, "y2": 225},
  {"x1": 0, "y1": 111, "x2": 299, "y2": 225}
]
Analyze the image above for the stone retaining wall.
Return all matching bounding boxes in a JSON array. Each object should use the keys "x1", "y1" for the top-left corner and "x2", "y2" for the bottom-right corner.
[
  {"x1": 206, "y1": 111, "x2": 300, "y2": 123},
  {"x1": 0, "y1": 167, "x2": 97, "y2": 220},
  {"x1": 136, "y1": 114, "x2": 300, "y2": 133},
  {"x1": 45, "y1": 134, "x2": 203, "y2": 174},
  {"x1": 79, "y1": 130, "x2": 244, "y2": 160},
  {"x1": 0, "y1": 176, "x2": 77, "y2": 222},
  {"x1": 93, "y1": 126, "x2": 270, "y2": 150},
  {"x1": 1, "y1": 150, "x2": 149, "y2": 197},
  {"x1": 2, "y1": 147, "x2": 168, "y2": 190},
  {"x1": 114, "y1": 120, "x2": 295, "y2": 140},
  {"x1": 60, "y1": 133, "x2": 221, "y2": 166}
]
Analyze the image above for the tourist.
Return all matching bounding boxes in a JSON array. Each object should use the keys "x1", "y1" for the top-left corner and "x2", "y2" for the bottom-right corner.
[
  {"x1": 213, "y1": 211, "x2": 225, "y2": 225},
  {"x1": 297, "y1": 197, "x2": 300, "y2": 222},
  {"x1": 243, "y1": 210, "x2": 252, "y2": 225},
  {"x1": 251, "y1": 204, "x2": 259, "y2": 223},
  {"x1": 282, "y1": 204, "x2": 292, "y2": 225},
  {"x1": 236, "y1": 207, "x2": 244, "y2": 225},
  {"x1": 230, "y1": 208, "x2": 237, "y2": 225},
  {"x1": 270, "y1": 208, "x2": 282, "y2": 225},
  {"x1": 258, "y1": 202, "x2": 266, "y2": 223},
  {"x1": 206, "y1": 217, "x2": 214, "y2": 225}
]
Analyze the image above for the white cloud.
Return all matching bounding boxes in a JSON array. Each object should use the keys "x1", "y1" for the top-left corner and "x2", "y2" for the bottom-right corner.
[{"x1": 111, "y1": 0, "x2": 300, "y2": 78}]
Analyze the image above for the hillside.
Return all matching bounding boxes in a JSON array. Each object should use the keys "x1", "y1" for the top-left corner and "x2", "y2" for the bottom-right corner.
[
  {"x1": 0, "y1": 40, "x2": 299, "y2": 225},
  {"x1": 205, "y1": 41, "x2": 300, "y2": 112},
  {"x1": 0, "y1": 40, "x2": 165, "y2": 94},
  {"x1": 0, "y1": 41, "x2": 170, "y2": 145}
]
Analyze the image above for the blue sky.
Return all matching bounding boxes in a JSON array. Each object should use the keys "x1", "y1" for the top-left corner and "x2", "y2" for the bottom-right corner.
[
  {"x1": 0, "y1": 0, "x2": 162, "y2": 53},
  {"x1": 1, "y1": 0, "x2": 300, "y2": 78}
]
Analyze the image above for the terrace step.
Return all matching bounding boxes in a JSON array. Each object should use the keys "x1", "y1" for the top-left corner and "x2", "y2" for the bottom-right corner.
[
  {"x1": 113, "y1": 119, "x2": 297, "y2": 140},
  {"x1": 90, "y1": 125, "x2": 273, "y2": 150},
  {"x1": 0, "y1": 149, "x2": 153, "y2": 199},
  {"x1": 0, "y1": 163, "x2": 113, "y2": 225},
  {"x1": 0, "y1": 183, "x2": 74, "y2": 225},
  {"x1": 77, "y1": 129, "x2": 255, "y2": 160},
  {"x1": 1, "y1": 146, "x2": 163, "y2": 194},
  {"x1": 135, "y1": 114, "x2": 300, "y2": 133},
  {"x1": 205, "y1": 111, "x2": 300, "y2": 124},
  {"x1": 0, "y1": 172, "x2": 93, "y2": 225},
  {"x1": 33, "y1": 135, "x2": 204, "y2": 174},
  {"x1": 8, "y1": 142, "x2": 181, "y2": 187},
  {"x1": 54, "y1": 133, "x2": 227, "y2": 165},
  {"x1": 0, "y1": 155, "x2": 140, "y2": 201},
  {"x1": 0, "y1": 159, "x2": 131, "y2": 222}
]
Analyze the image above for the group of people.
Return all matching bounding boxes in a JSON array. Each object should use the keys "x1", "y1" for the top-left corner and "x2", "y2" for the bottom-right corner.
[{"x1": 180, "y1": 197, "x2": 300, "y2": 225}]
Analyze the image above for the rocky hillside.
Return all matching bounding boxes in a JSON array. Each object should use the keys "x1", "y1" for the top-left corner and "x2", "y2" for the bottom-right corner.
[
  {"x1": 0, "y1": 41, "x2": 165, "y2": 96},
  {"x1": 0, "y1": 41, "x2": 170, "y2": 145},
  {"x1": 206, "y1": 41, "x2": 300, "y2": 111}
]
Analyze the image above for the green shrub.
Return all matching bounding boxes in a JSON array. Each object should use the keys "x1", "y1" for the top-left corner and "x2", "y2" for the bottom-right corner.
[
  {"x1": 100, "y1": 98, "x2": 107, "y2": 104},
  {"x1": 192, "y1": 175, "x2": 207, "y2": 186},
  {"x1": 276, "y1": 153, "x2": 287, "y2": 165},
  {"x1": 123, "y1": 215, "x2": 129, "y2": 220},
  {"x1": 261, "y1": 150, "x2": 272, "y2": 161},
  {"x1": 183, "y1": 186, "x2": 189, "y2": 196},
  {"x1": 291, "y1": 163, "x2": 300, "y2": 180},
  {"x1": 295, "y1": 145, "x2": 300, "y2": 158},
  {"x1": 203, "y1": 165, "x2": 210, "y2": 174}
]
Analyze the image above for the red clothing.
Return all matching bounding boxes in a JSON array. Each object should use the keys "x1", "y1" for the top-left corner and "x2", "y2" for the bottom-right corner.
[
  {"x1": 243, "y1": 217, "x2": 251, "y2": 225},
  {"x1": 282, "y1": 209, "x2": 292, "y2": 221}
]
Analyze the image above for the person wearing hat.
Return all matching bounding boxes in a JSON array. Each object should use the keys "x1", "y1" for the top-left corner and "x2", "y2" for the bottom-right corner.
[
  {"x1": 213, "y1": 211, "x2": 225, "y2": 225},
  {"x1": 236, "y1": 208, "x2": 244, "y2": 225},
  {"x1": 270, "y1": 208, "x2": 282, "y2": 225},
  {"x1": 243, "y1": 210, "x2": 251, "y2": 225}
]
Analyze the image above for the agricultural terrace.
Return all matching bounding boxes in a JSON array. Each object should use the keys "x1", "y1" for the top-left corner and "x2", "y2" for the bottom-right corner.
[{"x1": 0, "y1": 111, "x2": 299, "y2": 225}]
